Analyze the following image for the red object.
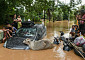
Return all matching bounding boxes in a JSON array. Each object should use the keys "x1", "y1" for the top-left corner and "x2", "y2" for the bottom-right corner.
[
  {"x1": 76, "y1": 42, "x2": 80, "y2": 46},
  {"x1": 80, "y1": 37, "x2": 83, "y2": 40}
]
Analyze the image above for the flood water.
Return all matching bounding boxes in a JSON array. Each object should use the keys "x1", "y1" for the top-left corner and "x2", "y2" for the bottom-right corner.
[{"x1": 0, "y1": 20, "x2": 83, "y2": 60}]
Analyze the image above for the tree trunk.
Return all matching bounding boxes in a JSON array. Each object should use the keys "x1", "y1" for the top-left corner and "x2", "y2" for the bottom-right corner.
[
  {"x1": 47, "y1": 9, "x2": 51, "y2": 21},
  {"x1": 53, "y1": 17, "x2": 54, "y2": 22},
  {"x1": 44, "y1": 10, "x2": 45, "y2": 22}
]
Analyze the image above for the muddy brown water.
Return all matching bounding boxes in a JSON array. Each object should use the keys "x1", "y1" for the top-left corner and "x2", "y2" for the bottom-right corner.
[{"x1": 0, "y1": 21, "x2": 83, "y2": 60}]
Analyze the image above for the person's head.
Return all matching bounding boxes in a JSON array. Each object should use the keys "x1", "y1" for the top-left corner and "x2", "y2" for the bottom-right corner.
[
  {"x1": 14, "y1": 14, "x2": 16, "y2": 18},
  {"x1": 11, "y1": 23, "x2": 14, "y2": 27},
  {"x1": 77, "y1": 32, "x2": 80, "y2": 37},
  {"x1": 78, "y1": 29, "x2": 80, "y2": 33},
  {"x1": 75, "y1": 25, "x2": 78, "y2": 29},
  {"x1": 83, "y1": 34, "x2": 85, "y2": 37},
  {"x1": 72, "y1": 25, "x2": 75, "y2": 29},
  {"x1": 18, "y1": 15, "x2": 20, "y2": 18},
  {"x1": 3, "y1": 26, "x2": 6, "y2": 31},
  {"x1": 7, "y1": 23, "x2": 11, "y2": 27}
]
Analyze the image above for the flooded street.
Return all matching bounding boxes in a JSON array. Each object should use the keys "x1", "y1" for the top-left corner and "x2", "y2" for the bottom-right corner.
[{"x1": 0, "y1": 21, "x2": 83, "y2": 60}]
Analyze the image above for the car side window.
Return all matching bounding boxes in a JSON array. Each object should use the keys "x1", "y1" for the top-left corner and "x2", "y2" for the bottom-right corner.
[{"x1": 38, "y1": 28, "x2": 42, "y2": 34}]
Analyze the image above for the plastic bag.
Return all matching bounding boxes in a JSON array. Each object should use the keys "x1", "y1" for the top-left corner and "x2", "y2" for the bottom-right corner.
[
  {"x1": 74, "y1": 36, "x2": 85, "y2": 46},
  {"x1": 80, "y1": 20, "x2": 84, "y2": 24}
]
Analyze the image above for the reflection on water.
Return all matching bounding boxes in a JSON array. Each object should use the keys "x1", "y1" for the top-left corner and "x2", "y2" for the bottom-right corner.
[
  {"x1": 43, "y1": 20, "x2": 74, "y2": 40},
  {"x1": 0, "y1": 20, "x2": 83, "y2": 60},
  {"x1": 43, "y1": 20, "x2": 82, "y2": 60},
  {"x1": 56, "y1": 42, "x2": 66, "y2": 60},
  {"x1": 53, "y1": 41, "x2": 66, "y2": 60}
]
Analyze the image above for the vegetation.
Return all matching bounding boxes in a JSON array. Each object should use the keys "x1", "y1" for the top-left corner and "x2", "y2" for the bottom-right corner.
[{"x1": 0, "y1": 0, "x2": 83, "y2": 24}]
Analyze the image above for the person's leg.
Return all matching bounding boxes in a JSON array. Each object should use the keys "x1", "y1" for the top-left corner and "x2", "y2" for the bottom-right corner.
[
  {"x1": 7, "y1": 31, "x2": 12, "y2": 37},
  {"x1": 3, "y1": 31, "x2": 7, "y2": 43},
  {"x1": 3, "y1": 37, "x2": 6, "y2": 43}
]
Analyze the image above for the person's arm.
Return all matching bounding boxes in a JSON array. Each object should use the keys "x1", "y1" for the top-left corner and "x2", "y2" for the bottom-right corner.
[
  {"x1": 13, "y1": 19, "x2": 17, "y2": 22},
  {"x1": 81, "y1": 14, "x2": 85, "y2": 20},
  {"x1": 18, "y1": 20, "x2": 22, "y2": 22},
  {"x1": 9, "y1": 30, "x2": 12, "y2": 33},
  {"x1": 82, "y1": 19, "x2": 85, "y2": 20},
  {"x1": 13, "y1": 19, "x2": 18, "y2": 22},
  {"x1": 78, "y1": 18, "x2": 85, "y2": 20},
  {"x1": 70, "y1": 28, "x2": 73, "y2": 34},
  {"x1": 17, "y1": 18, "x2": 22, "y2": 22},
  {"x1": 78, "y1": 18, "x2": 82, "y2": 20},
  {"x1": 6, "y1": 29, "x2": 12, "y2": 33},
  {"x1": 78, "y1": 15, "x2": 82, "y2": 20}
]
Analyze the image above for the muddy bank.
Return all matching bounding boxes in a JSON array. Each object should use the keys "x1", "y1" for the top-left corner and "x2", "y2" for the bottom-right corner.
[{"x1": 0, "y1": 21, "x2": 83, "y2": 60}]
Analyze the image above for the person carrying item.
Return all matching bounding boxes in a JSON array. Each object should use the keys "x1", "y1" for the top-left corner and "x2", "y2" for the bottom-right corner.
[{"x1": 17, "y1": 15, "x2": 22, "y2": 29}]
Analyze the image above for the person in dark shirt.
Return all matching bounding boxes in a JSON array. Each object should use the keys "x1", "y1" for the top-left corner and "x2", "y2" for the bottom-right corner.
[
  {"x1": 13, "y1": 14, "x2": 18, "y2": 29},
  {"x1": 75, "y1": 25, "x2": 79, "y2": 34},
  {"x1": 78, "y1": 10, "x2": 85, "y2": 35},
  {"x1": 6, "y1": 23, "x2": 13, "y2": 36}
]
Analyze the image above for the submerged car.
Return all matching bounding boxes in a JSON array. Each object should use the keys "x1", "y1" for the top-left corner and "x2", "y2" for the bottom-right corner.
[{"x1": 4, "y1": 21, "x2": 46, "y2": 50}]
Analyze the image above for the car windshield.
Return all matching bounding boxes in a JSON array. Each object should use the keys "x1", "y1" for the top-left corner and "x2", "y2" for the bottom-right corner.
[{"x1": 16, "y1": 28, "x2": 37, "y2": 37}]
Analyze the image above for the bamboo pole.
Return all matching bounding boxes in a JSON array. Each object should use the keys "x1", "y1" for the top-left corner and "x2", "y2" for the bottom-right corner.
[{"x1": 70, "y1": 42, "x2": 85, "y2": 59}]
